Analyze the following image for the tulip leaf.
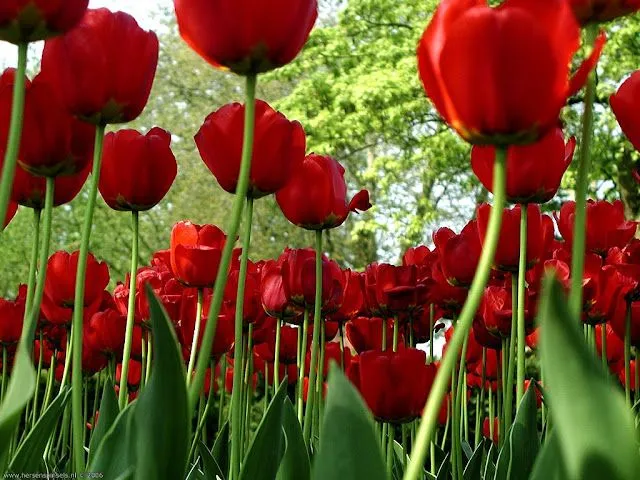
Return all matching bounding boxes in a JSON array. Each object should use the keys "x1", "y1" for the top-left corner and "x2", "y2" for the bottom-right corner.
[
  {"x1": 462, "y1": 441, "x2": 484, "y2": 480},
  {"x1": 212, "y1": 420, "x2": 230, "y2": 477},
  {"x1": 238, "y1": 379, "x2": 287, "y2": 480},
  {"x1": 277, "y1": 398, "x2": 310, "y2": 480},
  {"x1": 0, "y1": 343, "x2": 37, "y2": 471},
  {"x1": 436, "y1": 452, "x2": 450, "y2": 480},
  {"x1": 8, "y1": 387, "x2": 70, "y2": 473},
  {"x1": 529, "y1": 432, "x2": 567, "y2": 480},
  {"x1": 461, "y1": 441, "x2": 473, "y2": 461},
  {"x1": 539, "y1": 276, "x2": 640, "y2": 479},
  {"x1": 133, "y1": 286, "x2": 190, "y2": 480},
  {"x1": 312, "y1": 364, "x2": 386, "y2": 480},
  {"x1": 88, "y1": 378, "x2": 119, "y2": 465},
  {"x1": 199, "y1": 441, "x2": 224, "y2": 480},
  {"x1": 88, "y1": 403, "x2": 136, "y2": 479},
  {"x1": 186, "y1": 463, "x2": 206, "y2": 480},
  {"x1": 493, "y1": 382, "x2": 539, "y2": 480},
  {"x1": 483, "y1": 443, "x2": 496, "y2": 480}
]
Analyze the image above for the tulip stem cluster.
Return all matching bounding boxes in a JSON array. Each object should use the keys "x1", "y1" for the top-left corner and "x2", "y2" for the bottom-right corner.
[
  {"x1": 404, "y1": 148, "x2": 507, "y2": 480},
  {"x1": 516, "y1": 205, "x2": 528, "y2": 408}
]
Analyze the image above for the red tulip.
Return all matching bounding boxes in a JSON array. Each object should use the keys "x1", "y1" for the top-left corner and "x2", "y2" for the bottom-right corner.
[
  {"x1": 276, "y1": 154, "x2": 371, "y2": 230},
  {"x1": 582, "y1": 255, "x2": 633, "y2": 325},
  {"x1": 329, "y1": 270, "x2": 364, "y2": 323},
  {"x1": 417, "y1": 0, "x2": 605, "y2": 144},
  {"x1": 556, "y1": 200, "x2": 637, "y2": 256},
  {"x1": 99, "y1": 127, "x2": 177, "y2": 211},
  {"x1": 363, "y1": 263, "x2": 425, "y2": 315},
  {"x1": 356, "y1": 348, "x2": 436, "y2": 423},
  {"x1": 471, "y1": 127, "x2": 576, "y2": 204},
  {"x1": 41, "y1": 9, "x2": 159, "y2": 125},
  {"x1": 611, "y1": 70, "x2": 640, "y2": 153},
  {"x1": 433, "y1": 222, "x2": 481, "y2": 287},
  {"x1": 170, "y1": 221, "x2": 228, "y2": 288},
  {"x1": 224, "y1": 263, "x2": 265, "y2": 325},
  {"x1": 472, "y1": 316, "x2": 502, "y2": 350},
  {"x1": 483, "y1": 417, "x2": 500, "y2": 445},
  {"x1": 0, "y1": 285, "x2": 26, "y2": 344},
  {"x1": 426, "y1": 258, "x2": 469, "y2": 315},
  {"x1": 260, "y1": 259, "x2": 299, "y2": 321},
  {"x1": 84, "y1": 309, "x2": 126, "y2": 358},
  {"x1": 173, "y1": 0, "x2": 318, "y2": 75},
  {"x1": 116, "y1": 360, "x2": 142, "y2": 389},
  {"x1": 254, "y1": 324, "x2": 301, "y2": 365},
  {"x1": 179, "y1": 292, "x2": 235, "y2": 359},
  {"x1": 595, "y1": 323, "x2": 624, "y2": 366},
  {"x1": 0, "y1": 0, "x2": 88, "y2": 43},
  {"x1": 196, "y1": 100, "x2": 306, "y2": 198},
  {"x1": 345, "y1": 317, "x2": 397, "y2": 354},
  {"x1": 570, "y1": 0, "x2": 640, "y2": 24}
]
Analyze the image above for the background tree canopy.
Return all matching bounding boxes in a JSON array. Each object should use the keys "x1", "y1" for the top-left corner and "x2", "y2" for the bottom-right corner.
[{"x1": 2, "y1": 0, "x2": 640, "y2": 295}]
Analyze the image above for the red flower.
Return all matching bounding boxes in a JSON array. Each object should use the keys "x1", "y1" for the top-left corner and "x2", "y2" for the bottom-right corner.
[
  {"x1": 84, "y1": 309, "x2": 126, "y2": 358},
  {"x1": 595, "y1": 323, "x2": 624, "y2": 366},
  {"x1": 260, "y1": 259, "x2": 298, "y2": 321},
  {"x1": 481, "y1": 284, "x2": 536, "y2": 338},
  {"x1": 276, "y1": 154, "x2": 371, "y2": 230},
  {"x1": 582, "y1": 255, "x2": 633, "y2": 325},
  {"x1": 477, "y1": 204, "x2": 554, "y2": 272},
  {"x1": 345, "y1": 317, "x2": 397, "y2": 354},
  {"x1": 99, "y1": 127, "x2": 177, "y2": 211},
  {"x1": 41, "y1": 9, "x2": 159, "y2": 125},
  {"x1": 356, "y1": 348, "x2": 436, "y2": 423},
  {"x1": 417, "y1": 0, "x2": 605, "y2": 144},
  {"x1": 611, "y1": 299, "x2": 640, "y2": 348},
  {"x1": 471, "y1": 127, "x2": 576, "y2": 204},
  {"x1": 472, "y1": 316, "x2": 502, "y2": 350},
  {"x1": 570, "y1": 0, "x2": 640, "y2": 24},
  {"x1": 611, "y1": 70, "x2": 640, "y2": 153},
  {"x1": 329, "y1": 269, "x2": 364, "y2": 323},
  {"x1": 0, "y1": 0, "x2": 88, "y2": 43},
  {"x1": 254, "y1": 323, "x2": 302, "y2": 365},
  {"x1": 363, "y1": 263, "x2": 425, "y2": 315},
  {"x1": 224, "y1": 263, "x2": 264, "y2": 324},
  {"x1": 173, "y1": 0, "x2": 318, "y2": 75},
  {"x1": 170, "y1": 221, "x2": 228, "y2": 288},
  {"x1": 556, "y1": 200, "x2": 637, "y2": 256},
  {"x1": 433, "y1": 222, "x2": 481, "y2": 287},
  {"x1": 116, "y1": 360, "x2": 142, "y2": 390},
  {"x1": 483, "y1": 417, "x2": 500, "y2": 445},
  {"x1": 196, "y1": 100, "x2": 306, "y2": 198},
  {"x1": 0, "y1": 285, "x2": 26, "y2": 344}
]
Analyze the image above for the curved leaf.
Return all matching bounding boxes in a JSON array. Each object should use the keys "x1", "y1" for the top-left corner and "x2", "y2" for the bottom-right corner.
[
  {"x1": 88, "y1": 403, "x2": 136, "y2": 479},
  {"x1": 277, "y1": 398, "x2": 310, "y2": 480},
  {"x1": 88, "y1": 379, "x2": 119, "y2": 465}
]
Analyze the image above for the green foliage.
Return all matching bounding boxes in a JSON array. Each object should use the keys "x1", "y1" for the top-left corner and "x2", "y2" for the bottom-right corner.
[{"x1": 276, "y1": 399, "x2": 310, "y2": 480}]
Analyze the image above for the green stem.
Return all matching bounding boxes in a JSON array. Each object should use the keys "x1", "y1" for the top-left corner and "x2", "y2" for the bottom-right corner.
[
  {"x1": 145, "y1": 334, "x2": 152, "y2": 382},
  {"x1": 71, "y1": 123, "x2": 106, "y2": 473},
  {"x1": 297, "y1": 310, "x2": 309, "y2": 423},
  {"x1": 303, "y1": 230, "x2": 324, "y2": 448},
  {"x1": 118, "y1": 210, "x2": 139, "y2": 409},
  {"x1": 40, "y1": 351, "x2": 55, "y2": 416},
  {"x1": 140, "y1": 334, "x2": 147, "y2": 389},
  {"x1": 601, "y1": 324, "x2": 607, "y2": 370},
  {"x1": 386, "y1": 424, "x2": 394, "y2": 479},
  {"x1": 569, "y1": 25, "x2": 599, "y2": 321},
  {"x1": 392, "y1": 315, "x2": 399, "y2": 352},
  {"x1": 1, "y1": 347, "x2": 6, "y2": 403},
  {"x1": 505, "y1": 276, "x2": 517, "y2": 430},
  {"x1": 429, "y1": 304, "x2": 435, "y2": 363},
  {"x1": 624, "y1": 302, "x2": 632, "y2": 408},
  {"x1": 186, "y1": 289, "x2": 204, "y2": 385},
  {"x1": 242, "y1": 325, "x2": 254, "y2": 456},
  {"x1": 516, "y1": 205, "x2": 527, "y2": 408},
  {"x1": 404, "y1": 147, "x2": 506, "y2": 480},
  {"x1": 339, "y1": 322, "x2": 345, "y2": 371},
  {"x1": 273, "y1": 318, "x2": 281, "y2": 393},
  {"x1": 31, "y1": 331, "x2": 44, "y2": 428},
  {"x1": 189, "y1": 74, "x2": 257, "y2": 412},
  {"x1": 0, "y1": 42, "x2": 28, "y2": 227},
  {"x1": 229, "y1": 197, "x2": 254, "y2": 480},
  {"x1": 24, "y1": 209, "x2": 41, "y2": 318}
]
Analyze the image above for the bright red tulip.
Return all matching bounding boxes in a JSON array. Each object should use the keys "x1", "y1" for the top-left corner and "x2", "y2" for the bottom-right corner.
[
  {"x1": 173, "y1": 0, "x2": 318, "y2": 75},
  {"x1": 196, "y1": 100, "x2": 306, "y2": 198},
  {"x1": 260, "y1": 259, "x2": 298, "y2": 321},
  {"x1": 0, "y1": 0, "x2": 88, "y2": 43},
  {"x1": 433, "y1": 222, "x2": 481, "y2": 287},
  {"x1": 417, "y1": 0, "x2": 605, "y2": 144},
  {"x1": 41, "y1": 9, "x2": 159, "y2": 125},
  {"x1": 570, "y1": 0, "x2": 640, "y2": 24},
  {"x1": 611, "y1": 70, "x2": 640, "y2": 153},
  {"x1": 595, "y1": 323, "x2": 624, "y2": 366},
  {"x1": 276, "y1": 154, "x2": 371, "y2": 230},
  {"x1": 471, "y1": 127, "x2": 576, "y2": 204},
  {"x1": 329, "y1": 270, "x2": 364, "y2": 323},
  {"x1": 582, "y1": 255, "x2": 632, "y2": 325},
  {"x1": 99, "y1": 127, "x2": 177, "y2": 211},
  {"x1": 179, "y1": 292, "x2": 235, "y2": 359},
  {"x1": 84, "y1": 309, "x2": 126, "y2": 358},
  {"x1": 0, "y1": 285, "x2": 26, "y2": 344}
]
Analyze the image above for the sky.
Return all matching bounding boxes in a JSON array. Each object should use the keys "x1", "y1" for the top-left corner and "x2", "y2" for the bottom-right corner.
[{"x1": 0, "y1": 0, "x2": 168, "y2": 67}]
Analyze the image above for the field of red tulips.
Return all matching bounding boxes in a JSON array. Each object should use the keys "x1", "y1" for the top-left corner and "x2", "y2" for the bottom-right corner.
[{"x1": 1, "y1": 0, "x2": 640, "y2": 479}]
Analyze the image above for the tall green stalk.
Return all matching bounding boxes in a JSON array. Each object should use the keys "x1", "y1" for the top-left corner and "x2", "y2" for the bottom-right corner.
[
  {"x1": 624, "y1": 302, "x2": 631, "y2": 408},
  {"x1": 71, "y1": 124, "x2": 105, "y2": 473},
  {"x1": 273, "y1": 318, "x2": 282, "y2": 393},
  {"x1": 303, "y1": 230, "x2": 324, "y2": 447},
  {"x1": 516, "y1": 204, "x2": 527, "y2": 408},
  {"x1": 229, "y1": 197, "x2": 254, "y2": 480},
  {"x1": 23, "y1": 209, "x2": 41, "y2": 316},
  {"x1": 569, "y1": 25, "x2": 599, "y2": 321},
  {"x1": 189, "y1": 74, "x2": 257, "y2": 413},
  {"x1": 404, "y1": 148, "x2": 507, "y2": 480},
  {"x1": 186, "y1": 289, "x2": 204, "y2": 384},
  {"x1": 118, "y1": 210, "x2": 139, "y2": 409},
  {"x1": 0, "y1": 43, "x2": 28, "y2": 226}
]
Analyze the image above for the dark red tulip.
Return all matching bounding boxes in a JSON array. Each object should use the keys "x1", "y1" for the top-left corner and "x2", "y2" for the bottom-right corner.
[
  {"x1": 363, "y1": 263, "x2": 425, "y2": 315},
  {"x1": 426, "y1": 258, "x2": 468, "y2": 315},
  {"x1": 0, "y1": 0, "x2": 88, "y2": 43},
  {"x1": 582, "y1": 255, "x2": 633, "y2": 325},
  {"x1": 329, "y1": 270, "x2": 364, "y2": 323},
  {"x1": 170, "y1": 221, "x2": 228, "y2": 288},
  {"x1": 443, "y1": 326, "x2": 483, "y2": 366},
  {"x1": 472, "y1": 316, "x2": 502, "y2": 350},
  {"x1": 471, "y1": 127, "x2": 576, "y2": 204},
  {"x1": 417, "y1": 0, "x2": 604, "y2": 144},
  {"x1": 174, "y1": 0, "x2": 318, "y2": 75},
  {"x1": 116, "y1": 360, "x2": 142, "y2": 390},
  {"x1": 196, "y1": 100, "x2": 306, "y2": 198},
  {"x1": 478, "y1": 204, "x2": 554, "y2": 272},
  {"x1": 260, "y1": 259, "x2": 299, "y2": 321},
  {"x1": 84, "y1": 309, "x2": 126, "y2": 358},
  {"x1": 557, "y1": 200, "x2": 637, "y2": 256},
  {"x1": 483, "y1": 417, "x2": 499, "y2": 445},
  {"x1": 611, "y1": 70, "x2": 640, "y2": 153},
  {"x1": 356, "y1": 348, "x2": 436, "y2": 423},
  {"x1": 0, "y1": 285, "x2": 26, "y2": 344},
  {"x1": 180, "y1": 292, "x2": 235, "y2": 359},
  {"x1": 345, "y1": 317, "x2": 398, "y2": 354},
  {"x1": 41, "y1": 9, "x2": 159, "y2": 125},
  {"x1": 595, "y1": 323, "x2": 624, "y2": 366},
  {"x1": 481, "y1": 285, "x2": 536, "y2": 338},
  {"x1": 611, "y1": 299, "x2": 640, "y2": 348},
  {"x1": 99, "y1": 127, "x2": 177, "y2": 211},
  {"x1": 433, "y1": 222, "x2": 481, "y2": 287},
  {"x1": 276, "y1": 154, "x2": 371, "y2": 230},
  {"x1": 224, "y1": 263, "x2": 265, "y2": 325},
  {"x1": 254, "y1": 323, "x2": 301, "y2": 365},
  {"x1": 570, "y1": 0, "x2": 640, "y2": 24}
]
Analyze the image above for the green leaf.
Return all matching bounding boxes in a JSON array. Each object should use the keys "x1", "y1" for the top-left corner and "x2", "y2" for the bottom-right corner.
[
  {"x1": 483, "y1": 443, "x2": 496, "y2": 480},
  {"x1": 238, "y1": 379, "x2": 287, "y2": 480},
  {"x1": 312, "y1": 365, "x2": 386, "y2": 480},
  {"x1": 88, "y1": 379, "x2": 119, "y2": 465},
  {"x1": 436, "y1": 452, "x2": 450, "y2": 480},
  {"x1": 277, "y1": 398, "x2": 310, "y2": 480},
  {"x1": 461, "y1": 441, "x2": 473, "y2": 461},
  {"x1": 88, "y1": 403, "x2": 136, "y2": 479},
  {"x1": 539, "y1": 276, "x2": 640, "y2": 480},
  {"x1": 212, "y1": 421, "x2": 230, "y2": 478},
  {"x1": 0, "y1": 344, "x2": 36, "y2": 471},
  {"x1": 529, "y1": 432, "x2": 566, "y2": 480},
  {"x1": 186, "y1": 463, "x2": 206, "y2": 480},
  {"x1": 199, "y1": 441, "x2": 224, "y2": 480},
  {"x1": 8, "y1": 388, "x2": 70, "y2": 473},
  {"x1": 462, "y1": 441, "x2": 484, "y2": 480},
  {"x1": 493, "y1": 382, "x2": 539, "y2": 480},
  {"x1": 133, "y1": 287, "x2": 190, "y2": 480}
]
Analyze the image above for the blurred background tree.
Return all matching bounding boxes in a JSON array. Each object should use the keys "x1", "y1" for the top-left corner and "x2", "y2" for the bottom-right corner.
[{"x1": 2, "y1": 0, "x2": 640, "y2": 295}]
